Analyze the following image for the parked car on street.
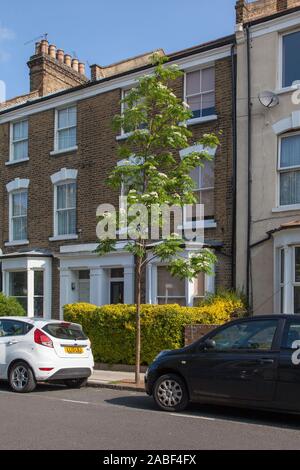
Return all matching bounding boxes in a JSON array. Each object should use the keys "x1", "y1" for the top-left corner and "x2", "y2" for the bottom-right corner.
[
  {"x1": 0, "y1": 317, "x2": 94, "y2": 393},
  {"x1": 145, "y1": 315, "x2": 300, "y2": 413}
]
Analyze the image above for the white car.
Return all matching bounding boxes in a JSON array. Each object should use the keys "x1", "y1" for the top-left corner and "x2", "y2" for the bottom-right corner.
[{"x1": 0, "y1": 317, "x2": 94, "y2": 393}]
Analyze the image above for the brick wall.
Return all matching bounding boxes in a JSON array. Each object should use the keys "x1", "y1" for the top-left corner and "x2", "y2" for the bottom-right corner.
[
  {"x1": 236, "y1": 0, "x2": 300, "y2": 24},
  {"x1": 184, "y1": 324, "x2": 218, "y2": 346},
  {"x1": 0, "y1": 52, "x2": 234, "y2": 307}
]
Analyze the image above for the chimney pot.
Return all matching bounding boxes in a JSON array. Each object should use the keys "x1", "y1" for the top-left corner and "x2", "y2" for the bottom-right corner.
[
  {"x1": 72, "y1": 58, "x2": 79, "y2": 72},
  {"x1": 56, "y1": 49, "x2": 64, "y2": 63},
  {"x1": 40, "y1": 39, "x2": 49, "y2": 54},
  {"x1": 64, "y1": 54, "x2": 72, "y2": 67},
  {"x1": 48, "y1": 44, "x2": 56, "y2": 59},
  {"x1": 78, "y1": 62, "x2": 85, "y2": 75}
]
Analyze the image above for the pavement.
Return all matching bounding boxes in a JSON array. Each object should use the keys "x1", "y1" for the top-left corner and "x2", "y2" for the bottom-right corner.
[
  {"x1": 1, "y1": 382, "x2": 300, "y2": 450},
  {"x1": 89, "y1": 369, "x2": 145, "y2": 391}
]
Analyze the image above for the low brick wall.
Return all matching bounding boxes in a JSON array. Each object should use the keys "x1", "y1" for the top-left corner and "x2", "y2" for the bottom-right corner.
[{"x1": 185, "y1": 325, "x2": 218, "y2": 346}]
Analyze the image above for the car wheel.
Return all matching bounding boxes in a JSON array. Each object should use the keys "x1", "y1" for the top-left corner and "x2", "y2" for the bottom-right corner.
[
  {"x1": 64, "y1": 378, "x2": 88, "y2": 389},
  {"x1": 9, "y1": 361, "x2": 36, "y2": 393},
  {"x1": 153, "y1": 374, "x2": 189, "y2": 412}
]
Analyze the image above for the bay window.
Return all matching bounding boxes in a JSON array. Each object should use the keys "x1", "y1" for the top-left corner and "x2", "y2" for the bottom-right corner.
[
  {"x1": 9, "y1": 271, "x2": 28, "y2": 313},
  {"x1": 156, "y1": 266, "x2": 186, "y2": 306},
  {"x1": 185, "y1": 67, "x2": 215, "y2": 119}
]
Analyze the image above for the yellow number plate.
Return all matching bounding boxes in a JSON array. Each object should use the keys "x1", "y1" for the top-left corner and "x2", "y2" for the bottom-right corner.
[{"x1": 64, "y1": 347, "x2": 84, "y2": 354}]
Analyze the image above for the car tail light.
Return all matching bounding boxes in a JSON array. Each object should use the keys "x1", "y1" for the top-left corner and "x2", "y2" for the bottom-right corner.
[
  {"x1": 39, "y1": 368, "x2": 54, "y2": 371},
  {"x1": 34, "y1": 329, "x2": 53, "y2": 348}
]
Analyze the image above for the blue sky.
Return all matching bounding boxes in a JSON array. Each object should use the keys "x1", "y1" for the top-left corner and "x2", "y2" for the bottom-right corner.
[{"x1": 0, "y1": 0, "x2": 236, "y2": 100}]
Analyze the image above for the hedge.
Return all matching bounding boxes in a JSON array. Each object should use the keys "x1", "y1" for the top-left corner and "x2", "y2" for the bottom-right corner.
[
  {"x1": 0, "y1": 293, "x2": 26, "y2": 317},
  {"x1": 64, "y1": 296, "x2": 246, "y2": 365}
]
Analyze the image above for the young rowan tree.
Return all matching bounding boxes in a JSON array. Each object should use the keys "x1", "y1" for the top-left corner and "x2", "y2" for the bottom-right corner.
[{"x1": 96, "y1": 55, "x2": 219, "y2": 384}]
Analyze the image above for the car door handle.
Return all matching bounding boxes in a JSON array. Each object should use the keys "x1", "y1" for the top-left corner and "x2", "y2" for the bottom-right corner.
[
  {"x1": 6, "y1": 340, "x2": 19, "y2": 346},
  {"x1": 258, "y1": 358, "x2": 275, "y2": 365}
]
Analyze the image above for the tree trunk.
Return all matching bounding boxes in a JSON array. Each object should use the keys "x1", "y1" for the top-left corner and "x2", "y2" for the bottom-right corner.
[{"x1": 135, "y1": 255, "x2": 142, "y2": 385}]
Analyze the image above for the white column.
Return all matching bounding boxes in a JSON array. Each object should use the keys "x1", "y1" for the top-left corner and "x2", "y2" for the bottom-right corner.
[
  {"x1": 59, "y1": 268, "x2": 72, "y2": 319},
  {"x1": 284, "y1": 246, "x2": 294, "y2": 314},
  {"x1": 146, "y1": 263, "x2": 152, "y2": 304},
  {"x1": 2, "y1": 271, "x2": 9, "y2": 296},
  {"x1": 206, "y1": 271, "x2": 215, "y2": 295},
  {"x1": 150, "y1": 264, "x2": 158, "y2": 304},
  {"x1": 44, "y1": 259, "x2": 52, "y2": 320},
  {"x1": 124, "y1": 266, "x2": 135, "y2": 304},
  {"x1": 27, "y1": 268, "x2": 34, "y2": 317},
  {"x1": 186, "y1": 279, "x2": 194, "y2": 307},
  {"x1": 90, "y1": 268, "x2": 107, "y2": 306}
]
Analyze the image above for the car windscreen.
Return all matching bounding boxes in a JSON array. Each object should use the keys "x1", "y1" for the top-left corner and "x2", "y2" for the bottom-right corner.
[{"x1": 42, "y1": 323, "x2": 87, "y2": 340}]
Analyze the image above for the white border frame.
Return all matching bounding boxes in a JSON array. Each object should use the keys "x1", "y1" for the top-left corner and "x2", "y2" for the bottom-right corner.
[
  {"x1": 277, "y1": 131, "x2": 300, "y2": 209},
  {"x1": 9, "y1": 118, "x2": 29, "y2": 164},
  {"x1": 279, "y1": 27, "x2": 300, "y2": 91},
  {"x1": 51, "y1": 104, "x2": 78, "y2": 154}
]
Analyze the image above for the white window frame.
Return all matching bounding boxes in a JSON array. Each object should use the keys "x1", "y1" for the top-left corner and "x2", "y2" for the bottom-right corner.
[
  {"x1": 118, "y1": 86, "x2": 148, "y2": 139},
  {"x1": 9, "y1": 190, "x2": 28, "y2": 244},
  {"x1": 53, "y1": 105, "x2": 78, "y2": 154},
  {"x1": 6, "y1": 178, "x2": 30, "y2": 246},
  {"x1": 277, "y1": 131, "x2": 300, "y2": 208},
  {"x1": 184, "y1": 65, "x2": 216, "y2": 122},
  {"x1": 179, "y1": 145, "x2": 216, "y2": 228},
  {"x1": 280, "y1": 28, "x2": 300, "y2": 90},
  {"x1": 53, "y1": 181, "x2": 77, "y2": 239},
  {"x1": 9, "y1": 119, "x2": 29, "y2": 163},
  {"x1": 50, "y1": 168, "x2": 78, "y2": 241}
]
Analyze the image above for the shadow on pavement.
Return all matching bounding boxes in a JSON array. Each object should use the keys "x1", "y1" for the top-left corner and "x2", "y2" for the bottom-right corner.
[
  {"x1": 106, "y1": 394, "x2": 300, "y2": 431},
  {"x1": 0, "y1": 380, "x2": 65, "y2": 394}
]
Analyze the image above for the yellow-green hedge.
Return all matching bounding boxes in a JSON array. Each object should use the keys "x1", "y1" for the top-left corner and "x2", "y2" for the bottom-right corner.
[{"x1": 64, "y1": 299, "x2": 245, "y2": 365}]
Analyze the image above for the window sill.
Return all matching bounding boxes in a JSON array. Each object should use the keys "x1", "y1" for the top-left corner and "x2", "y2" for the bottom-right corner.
[
  {"x1": 5, "y1": 158, "x2": 29, "y2": 166},
  {"x1": 49, "y1": 235, "x2": 79, "y2": 242},
  {"x1": 116, "y1": 132, "x2": 133, "y2": 141},
  {"x1": 5, "y1": 240, "x2": 29, "y2": 247},
  {"x1": 275, "y1": 85, "x2": 300, "y2": 95},
  {"x1": 50, "y1": 146, "x2": 78, "y2": 156},
  {"x1": 186, "y1": 115, "x2": 218, "y2": 127},
  {"x1": 178, "y1": 220, "x2": 217, "y2": 230},
  {"x1": 272, "y1": 205, "x2": 300, "y2": 213}
]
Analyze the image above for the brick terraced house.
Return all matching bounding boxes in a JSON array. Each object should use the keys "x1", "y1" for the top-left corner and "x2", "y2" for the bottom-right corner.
[{"x1": 0, "y1": 35, "x2": 236, "y2": 319}]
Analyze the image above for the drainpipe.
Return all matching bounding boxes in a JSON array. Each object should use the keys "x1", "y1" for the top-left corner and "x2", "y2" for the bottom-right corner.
[
  {"x1": 246, "y1": 25, "x2": 253, "y2": 312},
  {"x1": 231, "y1": 43, "x2": 237, "y2": 290}
]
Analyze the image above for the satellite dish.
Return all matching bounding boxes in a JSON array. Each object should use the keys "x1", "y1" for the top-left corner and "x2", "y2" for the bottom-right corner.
[{"x1": 258, "y1": 90, "x2": 279, "y2": 108}]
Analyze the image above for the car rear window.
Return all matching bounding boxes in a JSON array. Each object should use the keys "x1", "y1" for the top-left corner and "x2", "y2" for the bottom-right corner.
[{"x1": 43, "y1": 323, "x2": 87, "y2": 340}]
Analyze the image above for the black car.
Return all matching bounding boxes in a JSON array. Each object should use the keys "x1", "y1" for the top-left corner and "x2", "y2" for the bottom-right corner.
[{"x1": 145, "y1": 315, "x2": 300, "y2": 413}]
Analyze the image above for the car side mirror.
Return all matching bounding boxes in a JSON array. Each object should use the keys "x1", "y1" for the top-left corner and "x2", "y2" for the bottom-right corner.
[{"x1": 199, "y1": 339, "x2": 216, "y2": 351}]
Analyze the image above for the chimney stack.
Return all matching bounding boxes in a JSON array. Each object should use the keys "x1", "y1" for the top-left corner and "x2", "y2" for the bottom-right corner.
[
  {"x1": 236, "y1": 0, "x2": 300, "y2": 24},
  {"x1": 40, "y1": 39, "x2": 49, "y2": 54},
  {"x1": 28, "y1": 40, "x2": 89, "y2": 97}
]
